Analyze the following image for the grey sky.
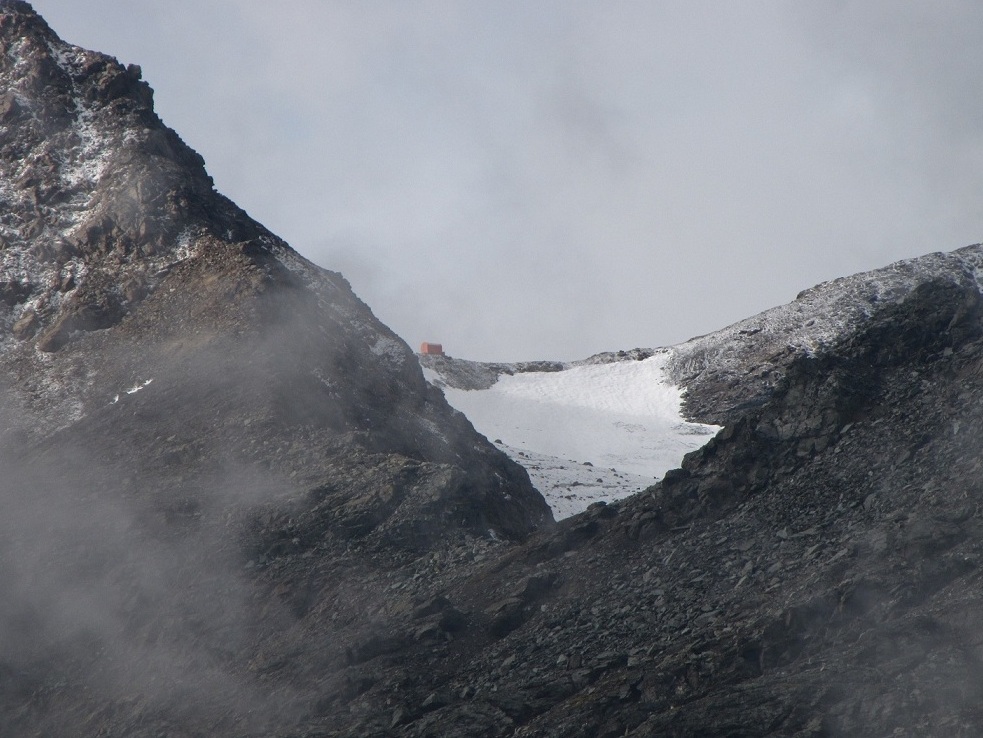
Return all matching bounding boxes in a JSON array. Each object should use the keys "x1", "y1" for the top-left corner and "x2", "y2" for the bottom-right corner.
[{"x1": 29, "y1": 1, "x2": 983, "y2": 361}]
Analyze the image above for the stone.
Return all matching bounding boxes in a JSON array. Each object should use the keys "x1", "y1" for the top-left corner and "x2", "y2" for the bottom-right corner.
[{"x1": 11, "y1": 309, "x2": 39, "y2": 339}]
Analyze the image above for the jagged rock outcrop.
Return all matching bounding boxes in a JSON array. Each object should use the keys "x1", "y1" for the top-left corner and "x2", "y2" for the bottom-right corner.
[{"x1": 667, "y1": 247, "x2": 983, "y2": 426}]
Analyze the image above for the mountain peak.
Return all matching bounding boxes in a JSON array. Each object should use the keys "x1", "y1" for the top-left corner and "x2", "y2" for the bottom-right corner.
[
  {"x1": 0, "y1": 2, "x2": 551, "y2": 543},
  {"x1": 0, "y1": 1, "x2": 50, "y2": 32},
  {"x1": 0, "y1": 0, "x2": 233, "y2": 352}
]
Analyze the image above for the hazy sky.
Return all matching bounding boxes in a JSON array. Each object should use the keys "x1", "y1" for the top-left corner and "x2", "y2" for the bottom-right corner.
[{"x1": 29, "y1": 1, "x2": 983, "y2": 361}]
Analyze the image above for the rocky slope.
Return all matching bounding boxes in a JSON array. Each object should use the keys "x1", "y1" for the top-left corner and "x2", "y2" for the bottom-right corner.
[
  {"x1": 247, "y1": 256, "x2": 983, "y2": 738},
  {"x1": 6, "y1": 3, "x2": 983, "y2": 737},
  {"x1": 0, "y1": 4, "x2": 551, "y2": 736}
]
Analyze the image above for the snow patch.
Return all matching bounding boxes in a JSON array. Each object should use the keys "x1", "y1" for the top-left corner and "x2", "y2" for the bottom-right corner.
[
  {"x1": 421, "y1": 366, "x2": 442, "y2": 386},
  {"x1": 172, "y1": 228, "x2": 197, "y2": 262},
  {"x1": 112, "y1": 378, "x2": 153, "y2": 404},
  {"x1": 500, "y1": 443, "x2": 654, "y2": 520},
  {"x1": 433, "y1": 352, "x2": 719, "y2": 518}
]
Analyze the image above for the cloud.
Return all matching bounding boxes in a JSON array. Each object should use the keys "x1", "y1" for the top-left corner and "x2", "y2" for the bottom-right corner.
[{"x1": 28, "y1": 0, "x2": 983, "y2": 360}]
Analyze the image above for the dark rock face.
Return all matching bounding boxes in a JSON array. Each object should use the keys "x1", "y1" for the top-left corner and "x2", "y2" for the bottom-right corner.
[{"x1": 7, "y1": 3, "x2": 983, "y2": 738}]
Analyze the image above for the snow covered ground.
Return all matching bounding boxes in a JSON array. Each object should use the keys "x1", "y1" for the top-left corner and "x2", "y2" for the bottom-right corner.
[{"x1": 426, "y1": 351, "x2": 719, "y2": 519}]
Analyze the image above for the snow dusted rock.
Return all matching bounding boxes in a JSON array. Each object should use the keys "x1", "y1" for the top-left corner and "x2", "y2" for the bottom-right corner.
[
  {"x1": 668, "y1": 245, "x2": 983, "y2": 424},
  {"x1": 0, "y1": 4, "x2": 203, "y2": 353}
]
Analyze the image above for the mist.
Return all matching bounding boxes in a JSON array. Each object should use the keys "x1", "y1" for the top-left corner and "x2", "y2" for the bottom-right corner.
[{"x1": 0, "y1": 417, "x2": 302, "y2": 734}]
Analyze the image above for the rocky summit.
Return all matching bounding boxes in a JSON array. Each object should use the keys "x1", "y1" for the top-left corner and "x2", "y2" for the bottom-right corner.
[{"x1": 4, "y1": 3, "x2": 983, "y2": 737}]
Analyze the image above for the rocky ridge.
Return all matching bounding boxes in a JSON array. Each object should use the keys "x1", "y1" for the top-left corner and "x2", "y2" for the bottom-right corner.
[{"x1": 668, "y1": 246, "x2": 983, "y2": 425}]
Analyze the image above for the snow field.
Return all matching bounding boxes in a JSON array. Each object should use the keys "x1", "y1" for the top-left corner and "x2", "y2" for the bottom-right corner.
[{"x1": 437, "y1": 352, "x2": 719, "y2": 518}]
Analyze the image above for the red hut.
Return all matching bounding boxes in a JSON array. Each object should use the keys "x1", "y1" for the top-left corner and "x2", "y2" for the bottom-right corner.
[{"x1": 420, "y1": 342, "x2": 444, "y2": 356}]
